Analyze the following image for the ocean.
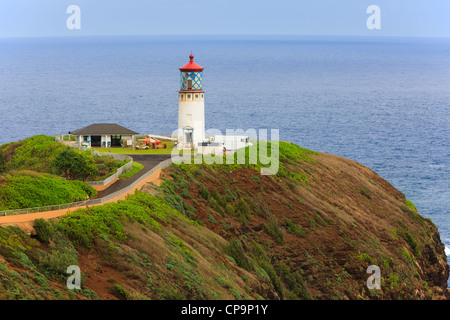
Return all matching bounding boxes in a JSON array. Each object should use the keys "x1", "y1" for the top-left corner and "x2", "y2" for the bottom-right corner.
[{"x1": 0, "y1": 35, "x2": 449, "y2": 274}]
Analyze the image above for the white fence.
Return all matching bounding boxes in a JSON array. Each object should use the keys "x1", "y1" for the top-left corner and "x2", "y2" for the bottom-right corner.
[
  {"x1": 0, "y1": 157, "x2": 174, "y2": 217},
  {"x1": 85, "y1": 152, "x2": 134, "y2": 187}
]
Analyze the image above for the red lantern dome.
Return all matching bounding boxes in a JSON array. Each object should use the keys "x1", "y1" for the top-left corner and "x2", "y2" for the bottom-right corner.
[{"x1": 179, "y1": 54, "x2": 204, "y2": 72}]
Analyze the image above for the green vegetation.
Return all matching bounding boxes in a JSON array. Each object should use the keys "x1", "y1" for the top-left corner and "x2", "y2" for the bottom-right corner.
[
  {"x1": 405, "y1": 199, "x2": 417, "y2": 211},
  {"x1": 119, "y1": 161, "x2": 144, "y2": 180},
  {"x1": 0, "y1": 151, "x2": 6, "y2": 175},
  {"x1": 0, "y1": 171, "x2": 96, "y2": 211},
  {"x1": 1, "y1": 135, "x2": 67, "y2": 172},
  {"x1": 58, "y1": 191, "x2": 185, "y2": 248},
  {"x1": 285, "y1": 219, "x2": 306, "y2": 238},
  {"x1": 52, "y1": 148, "x2": 98, "y2": 182},
  {"x1": 0, "y1": 224, "x2": 86, "y2": 300},
  {"x1": 91, "y1": 139, "x2": 176, "y2": 155},
  {"x1": 359, "y1": 188, "x2": 372, "y2": 199},
  {"x1": 0, "y1": 137, "x2": 445, "y2": 301},
  {"x1": 1, "y1": 135, "x2": 128, "y2": 181},
  {"x1": 0, "y1": 135, "x2": 132, "y2": 211},
  {"x1": 264, "y1": 215, "x2": 285, "y2": 245}
]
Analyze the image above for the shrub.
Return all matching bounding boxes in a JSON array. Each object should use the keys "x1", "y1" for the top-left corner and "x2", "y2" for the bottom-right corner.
[
  {"x1": 225, "y1": 239, "x2": 252, "y2": 271},
  {"x1": 52, "y1": 149, "x2": 99, "y2": 181},
  {"x1": 359, "y1": 188, "x2": 372, "y2": 199},
  {"x1": 34, "y1": 219, "x2": 54, "y2": 245},
  {"x1": 398, "y1": 228, "x2": 420, "y2": 257},
  {"x1": 199, "y1": 184, "x2": 210, "y2": 200},
  {"x1": 111, "y1": 283, "x2": 129, "y2": 300},
  {"x1": 212, "y1": 189, "x2": 226, "y2": 207},
  {"x1": 358, "y1": 253, "x2": 374, "y2": 264},
  {"x1": 225, "y1": 204, "x2": 235, "y2": 215},
  {"x1": 208, "y1": 214, "x2": 217, "y2": 224},
  {"x1": 235, "y1": 199, "x2": 250, "y2": 223},
  {"x1": 264, "y1": 215, "x2": 285, "y2": 245},
  {"x1": 248, "y1": 241, "x2": 283, "y2": 299},
  {"x1": 286, "y1": 219, "x2": 305, "y2": 238}
]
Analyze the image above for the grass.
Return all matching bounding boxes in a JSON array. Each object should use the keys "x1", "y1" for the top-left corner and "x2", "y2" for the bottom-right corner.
[
  {"x1": 92, "y1": 140, "x2": 176, "y2": 155},
  {"x1": 119, "y1": 161, "x2": 144, "y2": 180},
  {"x1": 92, "y1": 147, "x2": 175, "y2": 155}
]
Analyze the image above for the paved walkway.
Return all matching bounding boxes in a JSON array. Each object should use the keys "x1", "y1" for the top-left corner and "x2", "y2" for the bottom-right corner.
[
  {"x1": 0, "y1": 154, "x2": 172, "y2": 231},
  {"x1": 95, "y1": 154, "x2": 171, "y2": 198}
]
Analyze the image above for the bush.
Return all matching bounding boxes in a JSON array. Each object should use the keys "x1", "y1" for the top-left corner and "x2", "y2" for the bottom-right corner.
[
  {"x1": 0, "y1": 171, "x2": 97, "y2": 210},
  {"x1": 286, "y1": 219, "x2": 305, "y2": 238},
  {"x1": 235, "y1": 199, "x2": 250, "y2": 223},
  {"x1": 34, "y1": 219, "x2": 54, "y2": 245},
  {"x1": 52, "y1": 149, "x2": 98, "y2": 181},
  {"x1": 225, "y1": 204, "x2": 235, "y2": 215},
  {"x1": 225, "y1": 239, "x2": 252, "y2": 271},
  {"x1": 264, "y1": 215, "x2": 285, "y2": 245},
  {"x1": 199, "y1": 184, "x2": 210, "y2": 200},
  {"x1": 208, "y1": 214, "x2": 217, "y2": 224},
  {"x1": 398, "y1": 228, "x2": 420, "y2": 257}
]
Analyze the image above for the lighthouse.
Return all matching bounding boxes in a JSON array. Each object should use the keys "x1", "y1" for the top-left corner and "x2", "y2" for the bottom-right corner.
[{"x1": 178, "y1": 54, "x2": 205, "y2": 150}]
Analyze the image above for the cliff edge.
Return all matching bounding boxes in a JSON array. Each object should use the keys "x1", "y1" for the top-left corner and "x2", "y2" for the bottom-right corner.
[{"x1": 0, "y1": 140, "x2": 448, "y2": 300}]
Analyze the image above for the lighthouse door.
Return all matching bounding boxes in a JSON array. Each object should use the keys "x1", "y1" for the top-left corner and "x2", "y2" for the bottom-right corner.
[
  {"x1": 186, "y1": 132, "x2": 192, "y2": 143},
  {"x1": 183, "y1": 127, "x2": 193, "y2": 148}
]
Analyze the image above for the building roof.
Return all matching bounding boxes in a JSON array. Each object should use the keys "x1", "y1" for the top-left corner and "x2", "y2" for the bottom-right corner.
[
  {"x1": 179, "y1": 54, "x2": 204, "y2": 72},
  {"x1": 69, "y1": 123, "x2": 139, "y2": 135}
]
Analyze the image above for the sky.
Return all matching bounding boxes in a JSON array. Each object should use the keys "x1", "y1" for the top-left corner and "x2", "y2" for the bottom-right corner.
[{"x1": 0, "y1": 0, "x2": 450, "y2": 38}]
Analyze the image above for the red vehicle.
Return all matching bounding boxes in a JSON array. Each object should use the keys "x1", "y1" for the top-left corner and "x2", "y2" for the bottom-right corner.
[{"x1": 142, "y1": 137, "x2": 167, "y2": 149}]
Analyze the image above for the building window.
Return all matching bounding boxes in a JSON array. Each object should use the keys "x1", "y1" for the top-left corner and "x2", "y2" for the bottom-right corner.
[
  {"x1": 187, "y1": 94, "x2": 191, "y2": 99},
  {"x1": 195, "y1": 94, "x2": 199, "y2": 99},
  {"x1": 181, "y1": 94, "x2": 184, "y2": 101},
  {"x1": 187, "y1": 80, "x2": 192, "y2": 89}
]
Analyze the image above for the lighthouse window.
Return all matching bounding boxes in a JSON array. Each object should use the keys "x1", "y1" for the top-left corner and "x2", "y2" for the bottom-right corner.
[
  {"x1": 187, "y1": 94, "x2": 191, "y2": 99},
  {"x1": 195, "y1": 94, "x2": 199, "y2": 99}
]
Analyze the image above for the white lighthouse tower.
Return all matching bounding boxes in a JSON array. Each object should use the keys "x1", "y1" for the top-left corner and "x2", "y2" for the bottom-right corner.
[{"x1": 178, "y1": 54, "x2": 205, "y2": 150}]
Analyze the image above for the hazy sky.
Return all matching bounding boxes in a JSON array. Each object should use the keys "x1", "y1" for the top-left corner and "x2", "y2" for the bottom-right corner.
[{"x1": 1, "y1": 0, "x2": 450, "y2": 38}]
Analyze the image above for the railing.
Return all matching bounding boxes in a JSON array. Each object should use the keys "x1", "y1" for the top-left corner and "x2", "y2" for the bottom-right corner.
[
  {"x1": 0, "y1": 157, "x2": 175, "y2": 217},
  {"x1": 85, "y1": 152, "x2": 133, "y2": 187}
]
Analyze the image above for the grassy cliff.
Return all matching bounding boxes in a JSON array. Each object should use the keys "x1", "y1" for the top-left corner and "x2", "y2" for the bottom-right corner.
[{"x1": 0, "y1": 140, "x2": 447, "y2": 300}]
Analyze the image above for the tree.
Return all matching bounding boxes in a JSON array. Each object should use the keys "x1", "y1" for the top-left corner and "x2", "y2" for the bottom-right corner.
[{"x1": 52, "y1": 149, "x2": 98, "y2": 181}]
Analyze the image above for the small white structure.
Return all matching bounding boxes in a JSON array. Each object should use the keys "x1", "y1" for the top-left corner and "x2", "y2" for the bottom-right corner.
[
  {"x1": 69, "y1": 123, "x2": 139, "y2": 149},
  {"x1": 211, "y1": 135, "x2": 252, "y2": 151},
  {"x1": 197, "y1": 135, "x2": 251, "y2": 155}
]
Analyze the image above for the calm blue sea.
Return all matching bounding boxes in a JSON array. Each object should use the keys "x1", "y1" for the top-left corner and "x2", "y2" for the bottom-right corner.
[{"x1": 0, "y1": 35, "x2": 449, "y2": 274}]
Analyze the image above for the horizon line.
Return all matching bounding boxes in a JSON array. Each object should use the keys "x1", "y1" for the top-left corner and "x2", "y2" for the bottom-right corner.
[{"x1": 1, "y1": 33, "x2": 450, "y2": 40}]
